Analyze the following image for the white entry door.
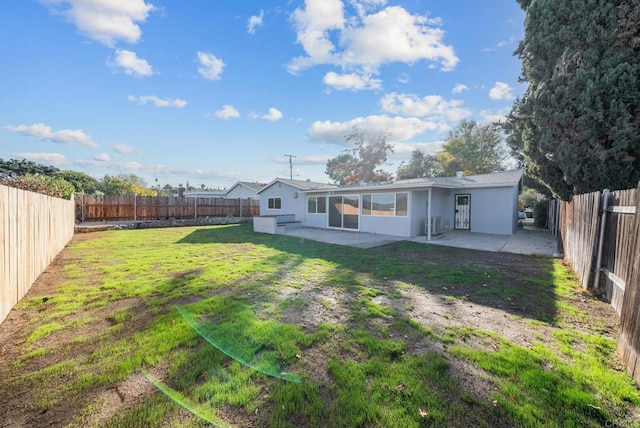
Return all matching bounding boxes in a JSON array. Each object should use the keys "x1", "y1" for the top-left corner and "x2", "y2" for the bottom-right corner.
[{"x1": 454, "y1": 194, "x2": 470, "y2": 230}]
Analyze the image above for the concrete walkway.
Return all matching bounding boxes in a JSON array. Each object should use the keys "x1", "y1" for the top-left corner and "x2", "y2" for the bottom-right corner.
[{"x1": 283, "y1": 226, "x2": 561, "y2": 257}]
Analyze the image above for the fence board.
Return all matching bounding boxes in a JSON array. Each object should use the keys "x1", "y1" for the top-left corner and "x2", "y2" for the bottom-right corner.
[
  {"x1": 558, "y1": 191, "x2": 600, "y2": 289},
  {"x1": 75, "y1": 195, "x2": 259, "y2": 221},
  {"x1": 602, "y1": 189, "x2": 638, "y2": 314},
  {"x1": 0, "y1": 185, "x2": 75, "y2": 324},
  {"x1": 617, "y1": 183, "x2": 640, "y2": 385}
]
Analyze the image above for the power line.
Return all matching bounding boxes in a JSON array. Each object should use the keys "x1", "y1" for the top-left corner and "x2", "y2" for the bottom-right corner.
[{"x1": 284, "y1": 154, "x2": 296, "y2": 180}]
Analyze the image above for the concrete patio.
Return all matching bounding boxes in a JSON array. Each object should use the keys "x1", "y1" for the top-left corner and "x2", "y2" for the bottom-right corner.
[{"x1": 282, "y1": 226, "x2": 561, "y2": 257}]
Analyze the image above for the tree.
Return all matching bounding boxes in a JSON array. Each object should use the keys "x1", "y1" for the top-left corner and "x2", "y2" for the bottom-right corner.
[
  {"x1": 55, "y1": 170, "x2": 99, "y2": 194},
  {"x1": 325, "y1": 128, "x2": 394, "y2": 185},
  {"x1": 325, "y1": 153, "x2": 358, "y2": 185},
  {"x1": 436, "y1": 120, "x2": 508, "y2": 177},
  {"x1": 396, "y1": 150, "x2": 437, "y2": 179},
  {"x1": 0, "y1": 158, "x2": 60, "y2": 178},
  {"x1": 507, "y1": 0, "x2": 640, "y2": 200},
  {"x1": 96, "y1": 174, "x2": 157, "y2": 196}
]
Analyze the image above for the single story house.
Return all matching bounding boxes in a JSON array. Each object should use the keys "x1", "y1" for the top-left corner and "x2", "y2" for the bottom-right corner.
[
  {"x1": 254, "y1": 170, "x2": 524, "y2": 239},
  {"x1": 225, "y1": 181, "x2": 266, "y2": 199}
]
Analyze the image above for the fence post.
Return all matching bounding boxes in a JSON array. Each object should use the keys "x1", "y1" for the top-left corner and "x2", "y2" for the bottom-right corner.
[
  {"x1": 134, "y1": 194, "x2": 137, "y2": 221},
  {"x1": 592, "y1": 189, "x2": 610, "y2": 291},
  {"x1": 194, "y1": 197, "x2": 197, "y2": 219},
  {"x1": 81, "y1": 191, "x2": 85, "y2": 222}
]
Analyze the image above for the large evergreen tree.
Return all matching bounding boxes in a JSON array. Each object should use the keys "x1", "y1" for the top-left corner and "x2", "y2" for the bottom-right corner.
[{"x1": 507, "y1": 0, "x2": 640, "y2": 200}]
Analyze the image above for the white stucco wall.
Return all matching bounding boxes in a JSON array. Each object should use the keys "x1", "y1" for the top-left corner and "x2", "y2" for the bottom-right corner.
[
  {"x1": 465, "y1": 186, "x2": 517, "y2": 235},
  {"x1": 411, "y1": 188, "x2": 456, "y2": 236},
  {"x1": 259, "y1": 182, "x2": 306, "y2": 220},
  {"x1": 300, "y1": 183, "x2": 519, "y2": 237}
]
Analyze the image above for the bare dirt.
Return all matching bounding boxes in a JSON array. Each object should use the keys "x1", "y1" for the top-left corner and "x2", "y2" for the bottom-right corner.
[{"x1": 0, "y1": 232, "x2": 627, "y2": 427}]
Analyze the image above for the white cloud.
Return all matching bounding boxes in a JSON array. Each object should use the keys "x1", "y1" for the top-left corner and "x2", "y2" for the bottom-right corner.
[
  {"x1": 127, "y1": 95, "x2": 187, "y2": 108},
  {"x1": 379, "y1": 93, "x2": 471, "y2": 122},
  {"x1": 452, "y1": 83, "x2": 468, "y2": 94},
  {"x1": 391, "y1": 140, "x2": 445, "y2": 157},
  {"x1": 397, "y1": 73, "x2": 410, "y2": 84},
  {"x1": 259, "y1": 108, "x2": 283, "y2": 122},
  {"x1": 247, "y1": 10, "x2": 264, "y2": 34},
  {"x1": 288, "y1": 0, "x2": 346, "y2": 73},
  {"x1": 39, "y1": 0, "x2": 155, "y2": 46},
  {"x1": 288, "y1": 3, "x2": 458, "y2": 79},
  {"x1": 197, "y1": 51, "x2": 225, "y2": 80},
  {"x1": 93, "y1": 153, "x2": 111, "y2": 162},
  {"x1": 209, "y1": 105, "x2": 240, "y2": 119},
  {"x1": 341, "y1": 7, "x2": 458, "y2": 70},
  {"x1": 489, "y1": 82, "x2": 515, "y2": 100},
  {"x1": 479, "y1": 107, "x2": 511, "y2": 124},
  {"x1": 112, "y1": 49, "x2": 153, "y2": 77},
  {"x1": 6, "y1": 123, "x2": 98, "y2": 148},
  {"x1": 323, "y1": 71, "x2": 381, "y2": 91},
  {"x1": 113, "y1": 143, "x2": 138, "y2": 154},
  {"x1": 308, "y1": 115, "x2": 447, "y2": 146},
  {"x1": 349, "y1": 0, "x2": 388, "y2": 17},
  {"x1": 10, "y1": 152, "x2": 67, "y2": 167}
]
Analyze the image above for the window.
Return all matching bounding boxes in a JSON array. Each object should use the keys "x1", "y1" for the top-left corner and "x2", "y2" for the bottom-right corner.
[
  {"x1": 307, "y1": 196, "x2": 326, "y2": 214},
  {"x1": 267, "y1": 197, "x2": 281, "y2": 210},
  {"x1": 362, "y1": 192, "x2": 408, "y2": 217}
]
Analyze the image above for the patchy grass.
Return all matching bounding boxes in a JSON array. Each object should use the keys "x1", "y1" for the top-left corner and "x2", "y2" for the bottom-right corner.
[{"x1": 0, "y1": 224, "x2": 637, "y2": 427}]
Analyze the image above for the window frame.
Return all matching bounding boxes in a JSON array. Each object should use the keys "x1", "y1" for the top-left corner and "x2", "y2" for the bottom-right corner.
[
  {"x1": 267, "y1": 197, "x2": 282, "y2": 210},
  {"x1": 307, "y1": 195, "x2": 327, "y2": 214},
  {"x1": 361, "y1": 192, "x2": 408, "y2": 217}
]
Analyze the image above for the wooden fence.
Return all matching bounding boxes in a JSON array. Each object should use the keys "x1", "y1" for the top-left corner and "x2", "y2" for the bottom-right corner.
[
  {"x1": 1, "y1": 185, "x2": 75, "y2": 324},
  {"x1": 76, "y1": 195, "x2": 259, "y2": 222},
  {"x1": 557, "y1": 183, "x2": 640, "y2": 385}
]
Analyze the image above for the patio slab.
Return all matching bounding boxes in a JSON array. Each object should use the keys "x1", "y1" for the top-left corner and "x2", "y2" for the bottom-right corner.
[
  {"x1": 283, "y1": 227, "x2": 561, "y2": 257},
  {"x1": 408, "y1": 228, "x2": 561, "y2": 257}
]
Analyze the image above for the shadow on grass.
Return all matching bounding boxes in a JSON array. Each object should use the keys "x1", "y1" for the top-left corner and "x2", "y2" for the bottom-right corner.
[{"x1": 176, "y1": 224, "x2": 560, "y2": 325}]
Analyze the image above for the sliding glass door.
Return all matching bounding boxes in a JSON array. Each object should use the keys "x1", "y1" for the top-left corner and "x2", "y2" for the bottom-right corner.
[{"x1": 328, "y1": 195, "x2": 359, "y2": 230}]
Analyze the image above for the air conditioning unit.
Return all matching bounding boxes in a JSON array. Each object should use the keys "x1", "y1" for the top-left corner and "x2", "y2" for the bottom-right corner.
[{"x1": 425, "y1": 216, "x2": 441, "y2": 235}]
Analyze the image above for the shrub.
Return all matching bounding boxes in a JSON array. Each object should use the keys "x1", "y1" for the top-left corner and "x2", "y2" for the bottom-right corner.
[
  {"x1": 1, "y1": 174, "x2": 75, "y2": 199},
  {"x1": 533, "y1": 199, "x2": 549, "y2": 228}
]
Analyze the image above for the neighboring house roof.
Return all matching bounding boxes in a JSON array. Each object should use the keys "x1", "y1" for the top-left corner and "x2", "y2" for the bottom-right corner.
[
  {"x1": 304, "y1": 169, "x2": 524, "y2": 194},
  {"x1": 225, "y1": 181, "x2": 266, "y2": 195},
  {"x1": 257, "y1": 178, "x2": 337, "y2": 194},
  {"x1": 183, "y1": 191, "x2": 226, "y2": 197}
]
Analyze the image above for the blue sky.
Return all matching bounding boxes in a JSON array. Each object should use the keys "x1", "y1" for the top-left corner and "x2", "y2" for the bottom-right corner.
[{"x1": 0, "y1": 0, "x2": 525, "y2": 189}]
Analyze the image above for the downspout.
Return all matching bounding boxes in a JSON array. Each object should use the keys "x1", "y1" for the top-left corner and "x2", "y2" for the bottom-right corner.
[
  {"x1": 427, "y1": 187, "x2": 432, "y2": 241},
  {"x1": 592, "y1": 189, "x2": 610, "y2": 291}
]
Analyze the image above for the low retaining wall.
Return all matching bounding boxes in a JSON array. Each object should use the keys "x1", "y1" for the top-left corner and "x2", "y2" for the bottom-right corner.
[{"x1": 75, "y1": 217, "x2": 251, "y2": 233}]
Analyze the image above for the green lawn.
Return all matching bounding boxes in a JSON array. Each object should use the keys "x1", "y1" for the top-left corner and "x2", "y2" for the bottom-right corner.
[{"x1": 2, "y1": 224, "x2": 638, "y2": 427}]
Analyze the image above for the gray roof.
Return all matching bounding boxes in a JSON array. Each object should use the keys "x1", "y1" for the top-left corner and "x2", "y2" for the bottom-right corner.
[
  {"x1": 304, "y1": 169, "x2": 524, "y2": 193},
  {"x1": 226, "y1": 181, "x2": 266, "y2": 194},
  {"x1": 257, "y1": 178, "x2": 337, "y2": 194}
]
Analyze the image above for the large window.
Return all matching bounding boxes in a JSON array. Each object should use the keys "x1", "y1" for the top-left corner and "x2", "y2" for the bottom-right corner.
[
  {"x1": 267, "y1": 197, "x2": 281, "y2": 210},
  {"x1": 307, "y1": 196, "x2": 327, "y2": 214},
  {"x1": 362, "y1": 192, "x2": 408, "y2": 217}
]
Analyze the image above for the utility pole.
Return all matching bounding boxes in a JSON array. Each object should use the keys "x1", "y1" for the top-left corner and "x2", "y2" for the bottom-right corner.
[{"x1": 284, "y1": 154, "x2": 296, "y2": 180}]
